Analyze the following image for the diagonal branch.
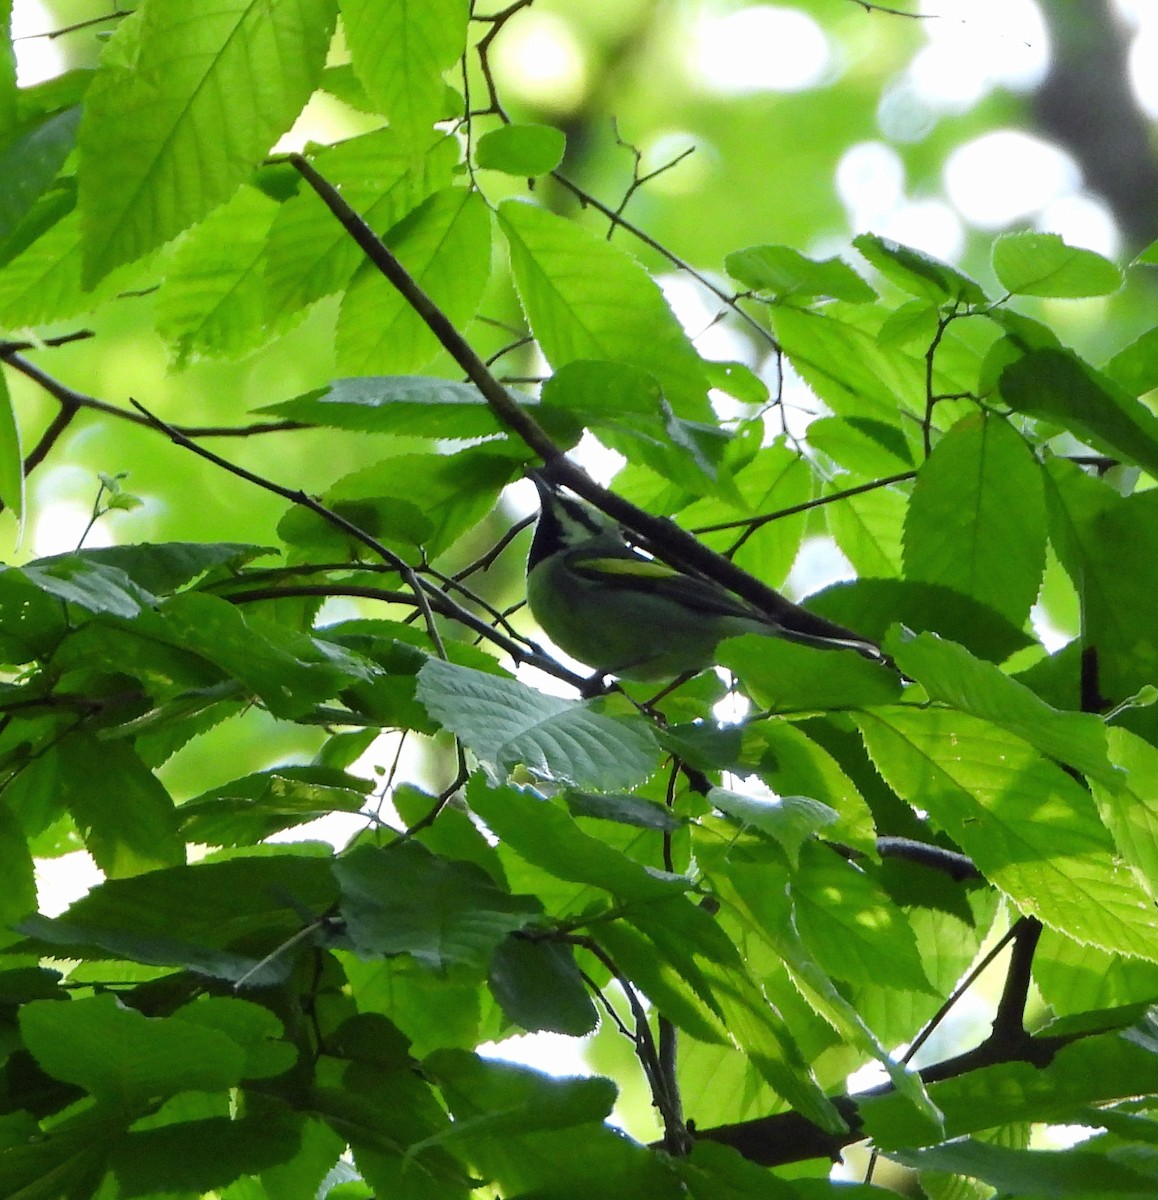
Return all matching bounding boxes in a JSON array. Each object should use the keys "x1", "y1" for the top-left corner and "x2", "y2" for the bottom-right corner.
[
  {"x1": 1, "y1": 350, "x2": 303, "y2": 438},
  {"x1": 130, "y1": 399, "x2": 453, "y2": 656},
  {"x1": 290, "y1": 156, "x2": 884, "y2": 661}
]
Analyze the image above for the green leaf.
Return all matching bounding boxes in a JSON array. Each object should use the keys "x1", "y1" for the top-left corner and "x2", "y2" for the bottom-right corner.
[
  {"x1": 854, "y1": 233, "x2": 986, "y2": 304},
  {"x1": 416, "y1": 659, "x2": 661, "y2": 790},
  {"x1": 0, "y1": 801, "x2": 36, "y2": 931},
  {"x1": 742, "y1": 720, "x2": 877, "y2": 853},
  {"x1": 178, "y1": 766, "x2": 372, "y2": 847},
  {"x1": 466, "y1": 777, "x2": 685, "y2": 904},
  {"x1": 903, "y1": 412, "x2": 1046, "y2": 627},
  {"x1": 424, "y1": 1048, "x2": 617, "y2": 1139},
  {"x1": 20, "y1": 554, "x2": 154, "y2": 617},
  {"x1": 264, "y1": 129, "x2": 460, "y2": 320},
  {"x1": 259, "y1": 375, "x2": 509, "y2": 437},
  {"x1": 337, "y1": 187, "x2": 492, "y2": 374},
  {"x1": 0, "y1": 204, "x2": 146, "y2": 325},
  {"x1": 172, "y1": 996, "x2": 295, "y2": 1079},
  {"x1": 856, "y1": 707, "x2": 1158, "y2": 961},
  {"x1": 725, "y1": 243, "x2": 875, "y2": 303},
  {"x1": 340, "y1": 0, "x2": 469, "y2": 144},
  {"x1": 67, "y1": 541, "x2": 271, "y2": 593},
  {"x1": 476, "y1": 123, "x2": 566, "y2": 176},
  {"x1": 53, "y1": 734, "x2": 184, "y2": 878},
  {"x1": 1104, "y1": 325, "x2": 1158, "y2": 398},
  {"x1": 888, "y1": 630, "x2": 1120, "y2": 786},
  {"x1": 488, "y1": 934, "x2": 598, "y2": 1035},
  {"x1": 709, "y1": 788, "x2": 839, "y2": 865},
  {"x1": 711, "y1": 847, "x2": 940, "y2": 1133},
  {"x1": 564, "y1": 789, "x2": 682, "y2": 832},
  {"x1": 110, "y1": 1110, "x2": 302, "y2": 1197},
  {"x1": 877, "y1": 298, "x2": 941, "y2": 348},
  {"x1": 393, "y1": 782, "x2": 508, "y2": 885},
  {"x1": 810, "y1": 579, "x2": 1034, "y2": 664},
  {"x1": 826, "y1": 482, "x2": 907, "y2": 578},
  {"x1": 682, "y1": 442, "x2": 813, "y2": 586},
  {"x1": 0, "y1": 106, "x2": 80, "y2": 243},
  {"x1": 807, "y1": 415, "x2": 915, "y2": 475},
  {"x1": 257, "y1": 1117, "x2": 346, "y2": 1200},
  {"x1": 1035, "y1": 929, "x2": 1158, "y2": 1017},
  {"x1": 155, "y1": 184, "x2": 280, "y2": 364},
  {"x1": 499, "y1": 198, "x2": 712, "y2": 419},
  {"x1": 0, "y1": 173, "x2": 75, "y2": 274},
  {"x1": 889, "y1": 1138, "x2": 1158, "y2": 1198},
  {"x1": 789, "y1": 840, "x2": 935, "y2": 995},
  {"x1": 157, "y1": 591, "x2": 373, "y2": 720},
  {"x1": 718, "y1": 634, "x2": 904, "y2": 713},
  {"x1": 0, "y1": 0, "x2": 14, "y2": 134},
  {"x1": 594, "y1": 917, "x2": 729, "y2": 1044},
  {"x1": 678, "y1": 1141, "x2": 800, "y2": 1200},
  {"x1": 278, "y1": 443, "x2": 521, "y2": 561},
  {"x1": 702, "y1": 359, "x2": 770, "y2": 407},
  {"x1": 0, "y1": 367, "x2": 22, "y2": 524},
  {"x1": 868, "y1": 1027, "x2": 1156, "y2": 1147},
  {"x1": 416, "y1": 1109, "x2": 678, "y2": 1199},
  {"x1": 1089, "y1": 727, "x2": 1158, "y2": 901},
  {"x1": 19, "y1": 993, "x2": 247, "y2": 1102},
  {"x1": 992, "y1": 231, "x2": 1123, "y2": 298},
  {"x1": 18, "y1": 853, "x2": 338, "y2": 984},
  {"x1": 1043, "y1": 460, "x2": 1158, "y2": 699},
  {"x1": 335, "y1": 841, "x2": 540, "y2": 971},
  {"x1": 770, "y1": 306, "x2": 926, "y2": 424},
  {"x1": 0, "y1": 1110, "x2": 120, "y2": 1200},
  {"x1": 542, "y1": 359, "x2": 727, "y2": 492},
  {"x1": 78, "y1": 0, "x2": 336, "y2": 283},
  {"x1": 1001, "y1": 347, "x2": 1158, "y2": 478}
]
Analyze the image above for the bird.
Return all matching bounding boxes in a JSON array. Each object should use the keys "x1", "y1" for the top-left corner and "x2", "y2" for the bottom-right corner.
[{"x1": 525, "y1": 470, "x2": 880, "y2": 681}]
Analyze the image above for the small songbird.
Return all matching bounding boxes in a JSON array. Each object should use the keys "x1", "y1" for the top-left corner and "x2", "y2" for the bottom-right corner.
[{"x1": 525, "y1": 471, "x2": 878, "y2": 681}]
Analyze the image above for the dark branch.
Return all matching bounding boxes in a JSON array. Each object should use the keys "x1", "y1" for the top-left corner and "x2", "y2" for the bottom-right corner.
[
  {"x1": 290, "y1": 154, "x2": 884, "y2": 662},
  {"x1": 1, "y1": 350, "x2": 303, "y2": 438}
]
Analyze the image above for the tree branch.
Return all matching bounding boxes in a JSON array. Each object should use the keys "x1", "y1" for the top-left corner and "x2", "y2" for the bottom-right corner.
[
  {"x1": 222, "y1": 582, "x2": 588, "y2": 689},
  {"x1": 291, "y1": 156, "x2": 884, "y2": 661},
  {"x1": 1, "y1": 350, "x2": 303, "y2": 438},
  {"x1": 695, "y1": 1024, "x2": 1073, "y2": 1167},
  {"x1": 129, "y1": 400, "x2": 459, "y2": 655}
]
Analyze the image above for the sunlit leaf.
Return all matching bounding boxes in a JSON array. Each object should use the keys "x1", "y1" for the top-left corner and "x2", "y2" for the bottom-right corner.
[
  {"x1": 476, "y1": 123, "x2": 566, "y2": 176},
  {"x1": 416, "y1": 659, "x2": 661, "y2": 790},
  {"x1": 499, "y1": 199, "x2": 712, "y2": 419},
  {"x1": 79, "y1": 0, "x2": 335, "y2": 282},
  {"x1": 993, "y1": 231, "x2": 1122, "y2": 298}
]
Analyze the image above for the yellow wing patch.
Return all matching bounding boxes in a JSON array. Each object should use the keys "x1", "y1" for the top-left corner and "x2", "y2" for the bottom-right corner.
[{"x1": 580, "y1": 557, "x2": 680, "y2": 580}]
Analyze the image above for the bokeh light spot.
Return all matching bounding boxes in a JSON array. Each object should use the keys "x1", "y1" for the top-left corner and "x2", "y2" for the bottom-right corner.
[
  {"x1": 692, "y1": 6, "x2": 832, "y2": 94},
  {"x1": 943, "y1": 130, "x2": 1080, "y2": 228}
]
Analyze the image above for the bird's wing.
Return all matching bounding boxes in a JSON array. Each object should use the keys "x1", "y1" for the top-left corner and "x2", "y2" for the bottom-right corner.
[{"x1": 570, "y1": 551, "x2": 771, "y2": 624}]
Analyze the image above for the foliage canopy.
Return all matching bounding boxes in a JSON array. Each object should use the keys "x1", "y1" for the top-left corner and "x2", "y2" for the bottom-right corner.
[{"x1": 1, "y1": 2, "x2": 1158, "y2": 1198}]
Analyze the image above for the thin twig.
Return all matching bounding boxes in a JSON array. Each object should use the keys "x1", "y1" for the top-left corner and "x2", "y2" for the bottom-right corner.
[
  {"x1": 288, "y1": 153, "x2": 562, "y2": 465},
  {"x1": 1, "y1": 351, "x2": 303, "y2": 437},
  {"x1": 472, "y1": 0, "x2": 536, "y2": 118},
  {"x1": 848, "y1": 0, "x2": 935, "y2": 15},
  {"x1": 394, "y1": 745, "x2": 470, "y2": 842},
  {"x1": 608, "y1": 123, "x2": 696, "y2": 241},
  {"x1": 570, "y1": 934, "x2": 690, "y2": 1152},
  {"x1": 453, "y1": 513, "x2": 535, "y2": 581},
  {"x1": 13, "y1": 10, "x2": 129, "y2": 40},
  {"x1": 129, "y1": 400, "x2": 449, "y2": 657},
  {"x1": 691, "y1": 470, "x2": 917, "y2": 551},
  {"x1": 222, "y1": 582, "x2": 588, "y2": 689},
  {"x1": 550, "y1": 170, "x2": 778, "y2": 353},
  {"x1": 291, "y1": 154, "x2": 882, "y2": 659},
  {"x1": 0, "y1": 329, "x2": 95, "y2": 354}
]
